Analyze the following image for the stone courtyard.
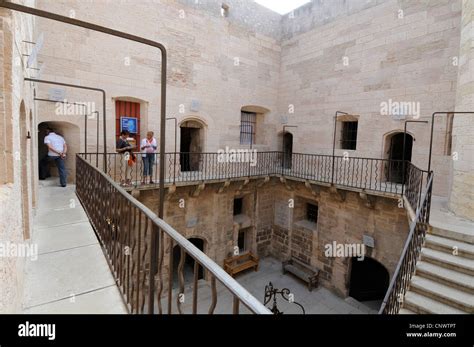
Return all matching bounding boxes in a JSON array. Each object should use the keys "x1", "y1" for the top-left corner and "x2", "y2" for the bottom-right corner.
[{"x1": 164, "y1": 257, "x2": 377, "y2": 314}]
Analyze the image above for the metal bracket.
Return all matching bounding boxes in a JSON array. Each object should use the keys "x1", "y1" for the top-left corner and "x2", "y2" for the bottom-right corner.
[
  {"x1": 330, "y1": 186, "x2": 346, "y2": 202},
  {"x1": 218, "y1": 180, "x2": 231, "y2": 194},
  {"x1": 280, "y1": 176, "x2": 292, "y2": 191},
  {"x1": 236, "y1": 178, "x2": 249, "y2": 193},
  {"x1": 257, "y1": 176, "x2": 270, "y2": 188},
  {"x1": 304, "y1": 180, "x2": 320, "y2": 197},
  {"x1": 359, "y1": 191, "x2": 376, "y2": 209},
  {"x1": 166, "y1": 184, "x2": 177, "y2": 201},
  {"x1": 190, "y1": 182, "x2": 205, "y2": 197}
]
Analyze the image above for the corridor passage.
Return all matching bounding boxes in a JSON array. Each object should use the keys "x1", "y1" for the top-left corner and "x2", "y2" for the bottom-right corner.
[{"x1": 22, "y1": 179, "x2": 127, "y2": 313}]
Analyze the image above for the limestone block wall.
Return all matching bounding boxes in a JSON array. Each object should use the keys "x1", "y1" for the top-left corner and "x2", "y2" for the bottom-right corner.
[
  {"x1": 278, "y1": 0, "x2": 462, "y2": 196},
  {"x1": 138, "y1": 177, "x2": 408, "y2": 299},
  {"x1": 269, "y1": 183, "x2": 409, "y2": 297},
  {"x1": 449, "y1": 0, "x2": 474, "y2": 220},
  {"x1": 0, "y1": 0, "x2": 37, "y2": 313}
]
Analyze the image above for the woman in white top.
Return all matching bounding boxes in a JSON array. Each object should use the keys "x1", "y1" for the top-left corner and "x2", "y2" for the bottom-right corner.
[{"x1": 140, "y1": 131, "x2": 157, "y2": 184}]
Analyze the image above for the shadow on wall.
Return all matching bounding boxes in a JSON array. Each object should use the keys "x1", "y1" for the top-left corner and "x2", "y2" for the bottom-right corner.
[{"x1": 38, "y1": 121, "x2": 80, "y2": 184}]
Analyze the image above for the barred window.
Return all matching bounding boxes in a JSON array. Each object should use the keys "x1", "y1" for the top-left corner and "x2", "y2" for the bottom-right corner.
[
  {"x1": 341, "y1": 121, "x2": 358, "y2": 150},
  {"x1": 233, "y1": 198, "x2": 243, "y2": 215},
  {"x1": 306, "y1": 203, "x2": 318, "y2": 224},
  {"x1": 240, "y1": 111, "x2": 256, "y2": 145}
]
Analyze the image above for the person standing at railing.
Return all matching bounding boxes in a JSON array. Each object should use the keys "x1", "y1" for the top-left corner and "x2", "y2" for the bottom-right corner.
[
  {"x1": 43, "y1": 127, "x2": 68, "y2": 187},
  {"x1": 140, "y1": 131, "x2": 157, "y2": 185},
  {"x1": 116, "y1": 130, "x2": 135, "y2": 186}
]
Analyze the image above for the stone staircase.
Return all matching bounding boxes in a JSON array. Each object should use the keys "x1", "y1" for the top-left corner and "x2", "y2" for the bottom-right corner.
[{"x1": 400, "y1": 197, "x2": 474, "y2": 314}]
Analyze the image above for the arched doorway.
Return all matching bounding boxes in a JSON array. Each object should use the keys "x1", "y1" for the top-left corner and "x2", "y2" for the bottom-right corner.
[
  {"x1": 38, "y1": 121, "x2": 80, "y2": 183},
  {"x1": 180, "y1": 119, "x2": 204, "y2": 172},
  {"x1": 385, "y1": 132, "x2": 413, "y2": 184},
  {"x1": 282, "y1": 132, "x2": 293, "y2": 169},
  {"x1": 349, "y1": 257, "x2": 389, "y2": 305},
  {"x1": 172, "y1": 237, "x2": 205, "y2": 288},
  {"x1": 20, "y1": 102, "x2": 30, "y2": 239}
]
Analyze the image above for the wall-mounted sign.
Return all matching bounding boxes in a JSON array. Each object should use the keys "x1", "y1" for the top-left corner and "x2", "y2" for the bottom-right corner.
[
  {"x1": 363, "y1": 234, "x2": 375, "y2": 248},
  {"x1": 48, "y1": 87, "x2": 66, "y2": 101},
  {"x1": 120, "y1": 117, "x2": 138, "y2": 134},
  {"x1": 190, "y1": 99, "x2": 201, "y2": 112}
]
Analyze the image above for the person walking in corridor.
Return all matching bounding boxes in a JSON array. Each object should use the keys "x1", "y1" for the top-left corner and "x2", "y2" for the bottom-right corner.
[
  {"x1": 140, "y1": 131, "x2": 157, "y2": 184},
  {"x1": 43, "y1": 127, "x2": 68, "y2": 187}
]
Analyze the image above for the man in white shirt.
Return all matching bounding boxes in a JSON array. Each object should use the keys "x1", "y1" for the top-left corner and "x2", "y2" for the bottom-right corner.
[{"x1": 43, "y1": 127, "x2": 68, "y2": 187}]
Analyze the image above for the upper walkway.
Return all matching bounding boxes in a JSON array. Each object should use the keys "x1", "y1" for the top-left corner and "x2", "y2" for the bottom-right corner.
[{"x1": 22, "y1": 179, "x2": 127, "y2": 313}]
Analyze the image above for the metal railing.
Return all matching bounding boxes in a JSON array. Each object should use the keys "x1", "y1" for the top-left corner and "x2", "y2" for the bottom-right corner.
[
  {"x1": 76, "y1": 155, "x2": 271, "y2": 314},
  {"x1": 79, "y1": 151, "x2": 410, "y2": 196},
  {"x1": 378, "y1": 172, "x2": 433, "y2": 314}
]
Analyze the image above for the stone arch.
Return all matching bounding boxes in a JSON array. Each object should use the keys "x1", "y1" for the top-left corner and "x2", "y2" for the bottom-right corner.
[
  {"x1": 382, "y1": 129, "x2": 415, "y2": 159},
  {"x1": 179, "y1": 117, "x2": 207, "y2": 171},
  {"x1": 19, "y1": 101, "x2": 30, "y2": 239},
  {"x1": 382, "y1": 130, "x2": 415, "y2": 184},
  {"x1": 348, "y1": 256, "x2": 389, "y2": 305},
  {"x1": 38, "y1": 121, "x2": 80, "y2": 183}
]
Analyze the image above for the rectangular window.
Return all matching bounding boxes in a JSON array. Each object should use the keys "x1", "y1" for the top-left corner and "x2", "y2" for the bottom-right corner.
[
  {"x1": 306, "y1": 203, "x2": 318, "y2": 224},
  {"x1": 233, "y1": 198, "x2": 243, "y2": 215},
  {"x1": 240, "y1": 111, "x2": 256, "y2": 145},
  {"x1": 341, "y1": 121, "x2": 358, "y2": 150},
  {"x1": 238, "y1": 230, "x2": 246, "y2": 253}
]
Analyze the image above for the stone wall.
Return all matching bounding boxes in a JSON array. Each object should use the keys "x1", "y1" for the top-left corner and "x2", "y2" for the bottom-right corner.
[
  {"x1": 0, "y1": 0, "x2": 37, "y2": 313},
  {"x1": 449, "y1": 0, "x2": 474, "y2": 220},
  {"x1": 269, "y1": 183, "x2": 409, "y2": 297},
  {"x1": 138, "y1": 177, "x2": 409, "y2": 299},
  {"x1": 277, "y1": 0, "x2": 462, "y2": 196}
]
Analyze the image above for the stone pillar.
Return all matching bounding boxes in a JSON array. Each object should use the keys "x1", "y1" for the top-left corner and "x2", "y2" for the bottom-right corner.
[{"x1": 449, "y1": 0, "x2": 474, "y2": 220}]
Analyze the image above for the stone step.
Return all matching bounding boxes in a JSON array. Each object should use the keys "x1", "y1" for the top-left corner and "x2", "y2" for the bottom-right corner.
[
  {"x1": 421, "y1": 248, "x2": 474, "y2": 276},
  {"x1": 403, "y1": 291, "x2": 466, "y2": 314},
  {"x1": 416, "y1": 261, "x2": 474, "y2": 294},
  {"x1": 409, "y1": 276, "x2": 473, "y2": 313},
  {"x1": 425, "y1": 234, "x2": 474, "y2": 259},
  {"x1": 431, "y1": 226, "x2": 474, "y2": 244}
]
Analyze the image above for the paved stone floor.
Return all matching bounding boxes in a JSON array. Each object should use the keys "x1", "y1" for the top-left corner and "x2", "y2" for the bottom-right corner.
[
  {"x1": 21, "y1": 178, "x2": 127, "y2": 314},
  {"x1": 161, "y1": 257, "x2": 378, "y2": 314}
]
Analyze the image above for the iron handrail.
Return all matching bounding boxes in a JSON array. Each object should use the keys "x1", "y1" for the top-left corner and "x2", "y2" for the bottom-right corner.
[
  {"x1": 76, "y1": 155, "x2": 271, "y2": 314},
  {"x1": 378, "y1": 171, "x2": 433, "y2": 314}
]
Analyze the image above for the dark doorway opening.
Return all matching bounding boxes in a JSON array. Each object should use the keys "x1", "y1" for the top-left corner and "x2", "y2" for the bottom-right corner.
[
  {"x1": 180, "y1": 125, "x2": 201, "y2": 171},
  {"x1": 37, "y1": 121, "x2": 79, "y2": 183},
  {"x1": 349, "y1": 257, "x2": 389, "y2": 305},
  {"x1": 282, "y1": 132, "x2": 293, "y2": 169},
  {"x1": 173, "y1": 238, "x2": 204, "y2": 287},
  {"x1": 387, "y1": 133, "x2": 413, "y2": 184}
]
